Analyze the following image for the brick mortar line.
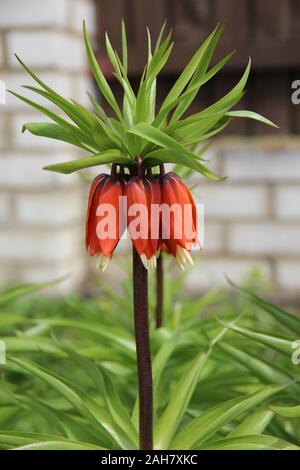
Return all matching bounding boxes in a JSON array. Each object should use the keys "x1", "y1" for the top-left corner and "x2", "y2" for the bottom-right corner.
[
  {"x1": 225, "y1": 219, "x2": 300, "y2": 226},
  {"x1": 4, "y1": 216, "x2": 84, "y2": 231},
  {"x1": 0, "y1": 145, "x2": 77, "y2": 155},
  {"x1": 0, "y1": 145, "x2": 72, "y2": 154},
  {"x1": 1, "y1": 30, "x2": 9, "y2": 70},
  {"x1": 199, "y1": 254, "x2": 300, "y2": 262},
  {"x1": 225, "y1": 253, "x2": 300, "y2": 259},
  {"x1": 0, "y1": 184, "x2": 85, "y2": 193},
  {"x1": 0, "y1": 254, "x2": 86, "y2": 266},
  {"x1": 213, "y1": 178, "x2": 300, "y2": 184},
  {"x1": 0, "y1": 65, "x2": 90, "y2": 75},
  {"x1": 205, "y1": 216, "x2": 300, "y2": 224},
  {"x1": 214, "y1": 135, "x2": 300, "y2": 149},
  {"x1": 221, "y1": 221, "x2": 229, "y2": 253},
  {"x1": 193, "y1": 182, "x2": 300, "y2": 191},
  {"x1": 0, "y1": 243, "x2": 85, "y2": 258},
  {"x1": 0, "y1": 70, "x2": 90, "y2": 78},
  {"x1": 0, "y1": 25, "x2": 96, "y2": 41},
  {"x1": 0, "y1": 187, "x2": 85, "y2": 196},
  {"x1": 0, "y1": 254, "x2": 87, "y2": 270},
  {"x1": 0, "y1": 222, "x2": 84, "y2": 233},
  {"x1": 0, "y1": 185, "x2": 83, "y2": 192}
]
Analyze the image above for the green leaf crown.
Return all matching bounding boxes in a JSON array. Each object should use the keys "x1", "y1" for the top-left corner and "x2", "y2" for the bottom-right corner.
[{"x1": 11, "y1": 22, "x2": 276, "y2": 179}]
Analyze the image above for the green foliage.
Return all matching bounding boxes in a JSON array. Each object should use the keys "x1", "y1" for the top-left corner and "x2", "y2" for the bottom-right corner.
[
  {"x1": 12, "y1": 23, "x2": 276, "y2": 179},
  {"x1": 0, "y1": 269, "x2": 300, "y2": 450}
]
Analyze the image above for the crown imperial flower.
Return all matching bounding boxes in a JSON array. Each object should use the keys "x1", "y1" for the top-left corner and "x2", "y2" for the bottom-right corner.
[
  {"x1": 15, "y1": 20, "x2": 276, "y2": 451},
  {"x1": 86, "y1": 169, "x2": 125, "y2": 271},
  {"x1": 86, "y1": 165, "x2": 199, "y2": 271},
  {"x1": 160, "y1": 172, "x2": 199, "y2": 269}
]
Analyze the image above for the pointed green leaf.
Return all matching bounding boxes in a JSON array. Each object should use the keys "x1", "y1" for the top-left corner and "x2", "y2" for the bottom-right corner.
[
  {"x1": 270, "y1": 404, "x2": 300, "y2": 418},
  {"x1": 228, "y1": 280, "x2": 300, "y2": 335},
  {"x1": 218, "y1": 342, "x2": 296, "y2": 387},
  {"x1": 121, "y1": 20, "x2": 128, "y2": 74},
  {"x1": 226, "y1": 110, "x2": 278, "y2": 128},
  {"x1": 200, "y1": 434, "x2": 299, "y2": 450},
  {"x1": 83, "y1": 21, "x2": 122, "y2": 120},
  {"x1": 14, "y1": 440, "x2": 105, "y2": 450},
  {"x1": 170, "y1": 26, "x2": 226, "y2": 123},
  {"x1": 9, "y1": 357, "x2": 125, "y2": 448},
  {"x1": 224, "y1": 323, "x2": 295, "y2": 357},
  {"x1": 155, "y1": 328, "x2": 228, "y2": 450},
  {"x1": 229, "y1": 408, "x2": 274, "y2": 437},
  {"x1": 44, "y1": 150, "x2": 130, "y2": 174},
  {"x1": 160, "y1": 25, "x2": 222, "y2": 111},
  {"x1": 22, "y1": 122, "x2": 87, "y2": 149},
  {"x1": 143, "y1": 148, "x2": 220, "y2": 180},
  {"x1": 171, "y1": 384, "x2": 285, "y2": 449}
]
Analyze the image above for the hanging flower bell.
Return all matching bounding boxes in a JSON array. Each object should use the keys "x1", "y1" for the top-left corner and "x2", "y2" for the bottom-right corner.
[
  {"x1": 85, "y1": 167, "x2": 126, "y2": 271},
  {"x1": 86, "y1": 165, "x2": 199, "y2": 271}
]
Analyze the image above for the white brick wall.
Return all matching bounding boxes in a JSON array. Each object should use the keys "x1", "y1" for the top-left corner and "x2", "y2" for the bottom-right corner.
[
  {"x1": 7, "y1": 32, "x2": 86, "y2": 71},
  {"x1": 223, "y1": 148, "x2": 300, "y2": 182},
  {"x1": 0, "y1": 35, "x2": 4, "y2": 67},
  {"x1": 3, "y1": 72, "x2": 73, "y2": 110},
  {"x1": 15, "y1": 190, "x2": 84, "y2": 225},
  {"x1": 18, "y1": 257, "x2": 87, "y2": 294},
  {"x1": 185, "y1": 257, "x2": 272, "y2": 291},
  {"x1": 228, "y1": 223, "x2": 300, "y2": 255},
  {"x1": 275, "y1": 186, "x2": 300, "y2": 219},
  {"x1": 0, "y1": 153, "x2": 78, "y2": 189},
  {"x1": 74, "y1": 74, "x2": 98, "y2": 107},
  {"x1": 276, "y1": 261, "x2": 300, "y2": 290},
  {"x1": 0, "y1": 0, "x2": 70, "y2": 29},
  {"x1": 0, "y1": 228, "x2": 82, "y2": 262},
  {"x1": 0, "y1": 116, "x2": 6, "y2": 148},
  {"x1": 196, "y1": 185, "x2": 268, "y2": 219},
  {"x1": 11, "y1": 113, "x2": 66, "y2": 149},
  {"x1": 0, "y1": 264, "x2": 14, "y2": 286},
  {"x1": 0, "y1": 194, "x2": 10, "y2": 225},
  {"x1": 203, "y1": 223, "x2": 224, "y2": 253},
  {"x1": 72, "y1": 0, "x2": 97, "y2": 35},
  {"x1": 0, "y1": 0, "x2": 96, "y2": 292}
]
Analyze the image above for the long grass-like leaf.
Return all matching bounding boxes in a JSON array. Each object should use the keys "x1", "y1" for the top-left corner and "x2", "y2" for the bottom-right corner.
[
  {"x1": 171, "y1": 384, "x2": 285, "y2": 449},
  {"x1": 199, "y1": 434, "x2": 299, "y2": 450}
]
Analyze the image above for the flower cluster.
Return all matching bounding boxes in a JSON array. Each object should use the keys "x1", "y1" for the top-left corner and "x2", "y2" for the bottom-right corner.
[{"x1": 86, "y1": 166, "x2": 199, "y2": 271}]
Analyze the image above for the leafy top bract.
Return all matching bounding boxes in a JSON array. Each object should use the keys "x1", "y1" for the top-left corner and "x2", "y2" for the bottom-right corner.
[{"x1": 12, "y1": 21, "x2": 276, "y2": 179}]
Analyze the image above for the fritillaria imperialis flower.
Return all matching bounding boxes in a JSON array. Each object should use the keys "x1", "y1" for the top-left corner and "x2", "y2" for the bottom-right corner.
[
  {"x1": 86, "y1": 166, "x2": 199, "y2": 271},
  {"x1": 125, "y1": 174, "x2": 161, "y2": 270},
  {"x1": 160, "y1": 172, "x2": 199, "y2": 270},
  {"x1": 86, "y1": 170, "x2": 125, "y2": 272}
]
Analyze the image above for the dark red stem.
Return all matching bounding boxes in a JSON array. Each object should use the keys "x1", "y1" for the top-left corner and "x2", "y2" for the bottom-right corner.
[
  {"x1": 159, "y1": 164, "x2": 165, "y2": 176},
  {"x1": 132, "y1": 247, "x2": 153, "y2": 450},
  {"x1": 155, "y1": 252, "x2": 164, "y2": 328}
]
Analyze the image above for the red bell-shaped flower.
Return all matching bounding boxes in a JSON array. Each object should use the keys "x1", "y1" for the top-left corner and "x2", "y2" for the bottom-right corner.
[
  {"x1": 86, "y1": 172, "x2": 125, "y2": 271},
  {"x1": 160, "y1": 172, "x2": 198, "y2": 270},
  {"x1": 143, "y1": 175, "x2": 161, "y2": 268}
]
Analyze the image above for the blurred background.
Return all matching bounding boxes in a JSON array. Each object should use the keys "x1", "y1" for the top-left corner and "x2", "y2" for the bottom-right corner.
[{"x1": 0, "y1": 0, "x2": 300, "y2": 299}]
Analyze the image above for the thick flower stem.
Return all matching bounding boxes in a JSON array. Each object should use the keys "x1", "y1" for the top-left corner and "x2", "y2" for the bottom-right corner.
[
  {"x1": 132, "y1": 247, "x2": 153, "y2": 450},
  {"x1": 155, "y1": 253, "x2": 164, "y2": 328}
]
